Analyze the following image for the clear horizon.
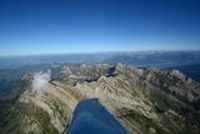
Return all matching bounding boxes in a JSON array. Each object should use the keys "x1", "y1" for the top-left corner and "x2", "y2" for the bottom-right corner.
[{"x1": 0, "y1": 0, "x2": 199, "y2": 56}]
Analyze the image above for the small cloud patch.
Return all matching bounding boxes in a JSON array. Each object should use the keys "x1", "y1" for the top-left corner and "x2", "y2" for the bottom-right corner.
[{"x1": 32, "y1": 70, "x2": 51, "y2": 93}]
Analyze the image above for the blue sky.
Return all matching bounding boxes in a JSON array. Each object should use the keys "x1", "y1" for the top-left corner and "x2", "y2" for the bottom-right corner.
[{"x1": 0, "y1": 0, "x2": 199, "y2": 56}]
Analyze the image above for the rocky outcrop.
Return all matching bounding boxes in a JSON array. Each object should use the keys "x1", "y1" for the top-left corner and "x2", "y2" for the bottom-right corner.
[
  {"x1": 1, "y1": 63, "x2": 200, "y2": 134},
  {"x1": 170, "y1": 70, "x2": 187, "y2": 81}
]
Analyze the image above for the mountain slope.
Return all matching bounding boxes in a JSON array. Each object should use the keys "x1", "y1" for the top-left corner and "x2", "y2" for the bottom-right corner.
[{"x1": 0, "y1": 64, "x2": 200, "y2": 134}]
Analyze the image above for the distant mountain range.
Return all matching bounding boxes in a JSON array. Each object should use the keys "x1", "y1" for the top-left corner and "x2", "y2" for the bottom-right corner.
[
  {"x1": 0, "y1": 51, "x2": 200, "y2": 69},
  {"x1": 0, "y1": 51, "x2": 200, "y2": 134},
  {"x1": 1, "y1": 51, "x2": 200, "y2": 82}
]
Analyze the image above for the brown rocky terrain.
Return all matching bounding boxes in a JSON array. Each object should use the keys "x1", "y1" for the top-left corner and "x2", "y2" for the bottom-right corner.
[{"x1": 0, "y1": 63, "x2": 200, "y2": 134}]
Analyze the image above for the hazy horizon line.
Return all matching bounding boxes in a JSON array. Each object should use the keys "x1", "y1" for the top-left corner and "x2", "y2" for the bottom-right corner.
[{"x1": 0, "y1": 49, "x2": 200, "y2": 58}]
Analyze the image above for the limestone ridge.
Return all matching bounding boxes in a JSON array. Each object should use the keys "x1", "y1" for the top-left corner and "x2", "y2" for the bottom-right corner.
[{"x1": 1, "y1": 64, "x2": 200, "y2": 134}]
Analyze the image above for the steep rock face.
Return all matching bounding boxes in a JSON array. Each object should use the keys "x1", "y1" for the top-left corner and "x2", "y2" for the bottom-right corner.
[
  {"x1": 18, "y1": 83, "x2": 77, "y2": 133},
  {"x1": 0, "y1": 71, "x2": 79, "y2": 134},
  {"x1": 73, "y1": 64, "x2": 200, "y2": 134},
  {"x1": 1, "y1": 64, "x2": 200, "y2": 134},
  {"x1": 170, "y1": 70, "x2": 187, "y2": 82}
]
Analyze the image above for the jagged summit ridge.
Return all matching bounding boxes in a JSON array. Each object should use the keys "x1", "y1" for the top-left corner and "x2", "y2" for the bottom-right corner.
[{"x1": 1, "y1": 63, "x2": 200, "y2": 134}]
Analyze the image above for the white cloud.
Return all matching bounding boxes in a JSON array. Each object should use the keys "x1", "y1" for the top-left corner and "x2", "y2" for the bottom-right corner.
[{"x1": 32, "y1": 70, "x2": 51, "y2": 93}]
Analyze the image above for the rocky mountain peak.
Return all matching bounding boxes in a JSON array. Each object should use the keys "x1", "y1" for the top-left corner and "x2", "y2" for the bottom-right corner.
[{"x1": 1, "y1": 64, "x2": 200, "y2": 134}]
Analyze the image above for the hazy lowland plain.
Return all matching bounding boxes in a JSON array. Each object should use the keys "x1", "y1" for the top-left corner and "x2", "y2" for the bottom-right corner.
[{"x1": 0, "y1": 51, "x2": 200, "y2": 134}]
